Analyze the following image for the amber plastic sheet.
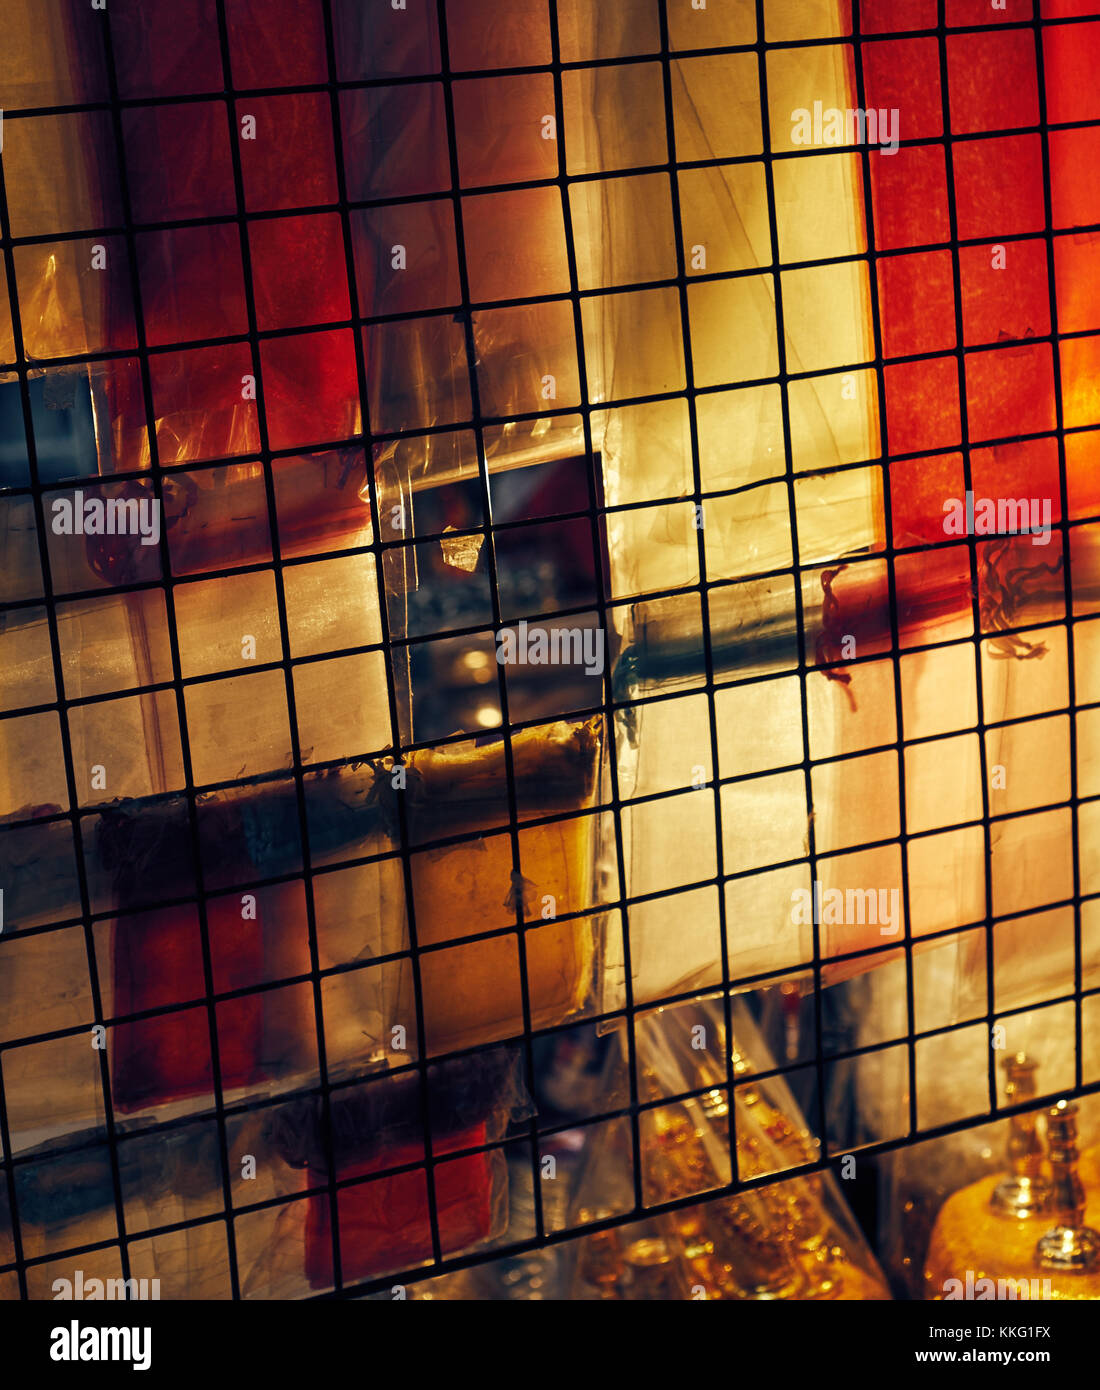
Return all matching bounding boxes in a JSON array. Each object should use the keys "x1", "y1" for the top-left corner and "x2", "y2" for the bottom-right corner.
[{"x1": 599, "y1": 0, "x2": 896, "y2": 1008}]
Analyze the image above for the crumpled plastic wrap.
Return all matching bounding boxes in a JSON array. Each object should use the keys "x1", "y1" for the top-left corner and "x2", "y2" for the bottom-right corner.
[
  {"x1": 6, "y1": 1046, "x2": 532, "y2": 1298},
  {"x1": 567, "y1": 994, "x2": 891, "y2": 1299},
  {"x1": 0, "y1": 0, "x2": 615, "y2": 1299}
]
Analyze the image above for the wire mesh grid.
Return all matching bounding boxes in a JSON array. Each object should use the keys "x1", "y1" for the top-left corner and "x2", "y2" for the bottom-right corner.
[{"x1": 0, "y1": 0, "x2": 1098, "y2": 1299}]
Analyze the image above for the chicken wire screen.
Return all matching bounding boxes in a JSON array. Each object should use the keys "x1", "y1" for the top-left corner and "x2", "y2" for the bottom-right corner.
[{"x1": 1, "y1": 0, "x2": 1099, "y2": 1304}]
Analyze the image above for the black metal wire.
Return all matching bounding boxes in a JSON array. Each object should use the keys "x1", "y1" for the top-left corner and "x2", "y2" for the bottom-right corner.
[{"x1": 1, "y1": 0, "x2": 1099, "y2": 1300}]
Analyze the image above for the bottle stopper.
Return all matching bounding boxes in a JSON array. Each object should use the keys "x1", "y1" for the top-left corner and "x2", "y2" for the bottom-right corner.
[
  {"x1": 1035, "y1": 1100, "x2": 1100, "y2": 1271},
  {"x1": 990, "y1": 1053, "x2": 1051, "y2": 1219}
]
